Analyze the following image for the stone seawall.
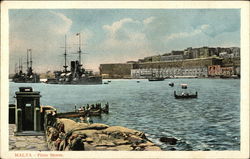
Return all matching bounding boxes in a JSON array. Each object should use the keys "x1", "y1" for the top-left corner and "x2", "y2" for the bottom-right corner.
[{"x1": 45, "y1": 115, "x2": 161, "y2": 151}]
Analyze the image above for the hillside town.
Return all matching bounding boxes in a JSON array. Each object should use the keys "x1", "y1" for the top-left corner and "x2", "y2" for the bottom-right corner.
[{"x1": 99, "y1": 46, "x2": 240, "y2": 79}]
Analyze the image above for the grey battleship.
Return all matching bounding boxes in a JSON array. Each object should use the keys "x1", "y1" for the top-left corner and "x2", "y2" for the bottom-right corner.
[
  {"x1": 46, "y1": 33, "x2": 102, "y2": 85},
  {"x1": 12, "y1": 49, "x2": 40, "y2": 83}
]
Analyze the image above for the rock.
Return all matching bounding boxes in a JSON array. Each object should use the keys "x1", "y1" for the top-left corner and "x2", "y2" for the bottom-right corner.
[
  {"x1": 57, "y1": 118, "x2": 77, "y2": 133},
  {"x1": 54, "y1": 138, "x2": 62, "y2": 150},
  {"x1": 103, "y1": 126, "x2": 141, "y2": 136},
  {"x1": 47, "y1": 127, "x2": 59, "y2": 141},
  {"x1": 26, "y1": 145, "x2": 37, "y2": 150},
  {"x1": 58, "y1": 123, "x2": 65, "y2": 133},
  {"x1": 59, "y1": 140, "x2": 66, "y2": 151},
  {"x1": 83, "y1": 142, "x2": 95, "y2": 151},
  {"x1": 69, "y1": 136, "x2": 84, "y2": 150},
  {"x1": 169, "y1": 147, "x2": 176, "y2": 150},
  {"x1": 43, "y1": 118, "x2": 161, "y2": 151},
  {"x1": 113, "y1": 139, "x2": 130, "y2": 145},
  {"x1": 73, "y1": 129, "x2": 97, "y2": 137},
  {"x1": 85, "y1": 137, "x2": 94, "y2": 143},
  {"x1": 108, "y1": 145, "x2": 133, "y2": 151},
  {"x1": 72, "y1": 123, "x2": 89, "y2": 130},
  {"x1": 159, "y1": 137, "x2": 178, "y2": 145},
  {"x1": 87, "y1": 123, "x2": 109, "y2": 130},
  {"x1": 126, "y1": 135, "x2": 143, "y2": 144},
  {"x1": 144, "y1": 146, "x2": 162, "y2": 151},
  {"x1": 15, "y1": 141, "x2": 28, "y2": 148},
  {"x1": 138, "y1": 141, "x2": 155, "y2": 147},
  {"x1": 108, "y1": 131, "x2": 126, "y2": 139}
]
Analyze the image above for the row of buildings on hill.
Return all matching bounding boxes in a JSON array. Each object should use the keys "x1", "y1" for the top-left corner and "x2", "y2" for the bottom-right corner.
[
  {"x1": 137, "y1": 46, "x2": 240, "y2": 63},
  {"x1": 99, "y1": 46, "x2": 240, "y2": 79}
]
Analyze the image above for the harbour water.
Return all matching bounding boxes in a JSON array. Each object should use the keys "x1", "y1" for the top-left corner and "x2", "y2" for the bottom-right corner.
[{"x1": 9, "y1": 78, "x2": 240, "y2": 151}]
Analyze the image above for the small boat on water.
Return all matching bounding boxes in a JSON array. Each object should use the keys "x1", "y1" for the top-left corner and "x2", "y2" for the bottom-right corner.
[
  {"x1": 103, "y1": 82, "x2": 109, "y2": 84},
  {"x1": 56, "y1": 103, "x2": 109, "y2": 118},
  {"x1": 148, "y1": 77, "x2": 165, "y2": 81},
  {"x1": 181, "y1": 84, "x2": 188, "y2": 89},
  {"x1": 169, "y1": 82, "x2": 174, "y2": 87},
  {"x1": 174, "y1": 91, "x2": 198, "y2": 99},
  {"x1": 89, "y1": 109, "x2": 102, "y2": 116}
]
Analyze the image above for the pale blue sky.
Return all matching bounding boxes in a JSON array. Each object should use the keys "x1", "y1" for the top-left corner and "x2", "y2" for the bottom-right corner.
[{"x1": 9, "y1": 9, "x2": 240, "y2": 73}]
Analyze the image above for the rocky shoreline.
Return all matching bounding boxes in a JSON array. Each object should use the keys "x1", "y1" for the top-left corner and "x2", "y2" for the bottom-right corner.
[
  {"x1": 46, "y1": 118, "x2": 162, "y2": 151},
  {"x1": 9, "y1": 117, "x2": 162, "y2": 151}
]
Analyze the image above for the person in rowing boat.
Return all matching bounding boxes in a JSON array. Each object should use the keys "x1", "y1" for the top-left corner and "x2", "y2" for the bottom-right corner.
[
  {"x1": 86, "y1": 104, "x2": 90, "y2": 110},
  {"x1": 91, "y1": 104, "x2": 94, "y2": 110},
  {"x1": 104, "y1": 102, "x2": 109, "y2": 113},
  {"x1": 181, "y1": 92, "x2": 189, "y2": 96},
  {"x1": 78, "y1": 107, "x2": 84, "y2": 112}
]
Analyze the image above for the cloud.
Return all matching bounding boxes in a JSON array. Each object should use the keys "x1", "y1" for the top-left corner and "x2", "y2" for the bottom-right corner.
[
  {"x1": 165, "y1": 24, "x2": 210, "y2": 41},
  {"x1": 143, "y1": 16, "x2": 155, "y2": 25},
  {"x1": 9, "y1": 11, "x2": 74, "y2": 73},
  {"x1": 103, "y1": 18, "x2": 140, "y2": 39},
  {"x1": 94, "y1": 17, "x2": 154, "y2": 65},
  {"x1": 50, "y1": 11, "x2": 73, "y2": 34}
]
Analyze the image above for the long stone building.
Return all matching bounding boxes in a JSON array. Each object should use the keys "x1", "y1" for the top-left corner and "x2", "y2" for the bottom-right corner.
[{"x1": 99, "y1": 57, "x2": 234, "y2": 79}]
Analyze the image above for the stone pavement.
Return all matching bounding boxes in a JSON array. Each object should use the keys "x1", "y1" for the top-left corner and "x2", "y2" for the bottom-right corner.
[{"x1": 9, "y1": 124, "x2": 49, "y2": 151}]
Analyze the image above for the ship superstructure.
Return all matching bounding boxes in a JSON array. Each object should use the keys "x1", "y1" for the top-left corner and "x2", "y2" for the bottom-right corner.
[
  {"x1": 12, "y1": 49, "x2": 40, "y2": 83},
  {"x1": 46, "y1": 33, "x2": 102, "y2": 85}
]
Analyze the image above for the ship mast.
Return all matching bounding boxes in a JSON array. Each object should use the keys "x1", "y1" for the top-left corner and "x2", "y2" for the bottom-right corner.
[
  {"x1": 29, "y1": 49, "x2": 32, "y2": 70},
  {"x1": 20, "y1": 58, "x2": 23, "y2": 72},
  {"x1": 18, "y1": 58, "x2": 20, "y2": 73},
  {"x1": 26, "y1": 49, "x2": 30, "y2": 72},
  {"x1": 76, "y1": 33, "x2": 82, "y2": 66},
  {"x1": 15, "y1": 63, "x2": 17, "y2": 74},
  {"x1": 63, "y1": 35, "x2": 68, "y2": 72}
]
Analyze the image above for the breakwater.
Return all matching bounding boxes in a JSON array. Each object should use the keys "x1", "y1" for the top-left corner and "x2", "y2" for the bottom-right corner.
[{"x1": 44, "y1": 109, "x2": 161, "y2": 151}]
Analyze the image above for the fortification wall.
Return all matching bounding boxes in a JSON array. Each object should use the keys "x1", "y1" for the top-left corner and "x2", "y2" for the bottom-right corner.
[{"x1": 100, "y1": 63, "x2": 133, "y2": 78}]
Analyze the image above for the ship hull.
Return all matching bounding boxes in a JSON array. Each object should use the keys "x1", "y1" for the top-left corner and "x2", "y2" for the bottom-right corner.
[{"x1": 46, "y1": 77, "x2": 102, "y2": 85}]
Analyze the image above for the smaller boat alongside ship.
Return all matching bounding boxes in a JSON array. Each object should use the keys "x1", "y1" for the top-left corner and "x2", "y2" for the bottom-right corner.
[{"x1": 56, "y1": 103, "x2": 109, "y2": 118}]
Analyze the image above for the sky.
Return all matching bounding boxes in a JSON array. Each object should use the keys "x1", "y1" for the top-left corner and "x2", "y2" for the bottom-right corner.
[{"x1": 9, "y1": 9, "x2": 240, "y2": 73}]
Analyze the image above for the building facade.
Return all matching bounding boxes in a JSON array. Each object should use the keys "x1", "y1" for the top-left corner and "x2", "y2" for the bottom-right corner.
[{"x1": 131, "y1": 67, "x2": 208, "y2": 79}]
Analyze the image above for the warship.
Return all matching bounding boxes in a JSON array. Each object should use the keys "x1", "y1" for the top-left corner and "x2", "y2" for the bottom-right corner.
[
  {"x1": 46, "y1": 33, "x2": 102, "y2": 85},
  {"x1": 12, "y1": 49, "x2": 40, "y2": 83}
]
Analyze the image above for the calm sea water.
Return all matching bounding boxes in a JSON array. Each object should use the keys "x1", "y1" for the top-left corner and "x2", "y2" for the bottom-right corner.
[{"x1": 9, "y1": 79, "x2": 240, "y2": 151}]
